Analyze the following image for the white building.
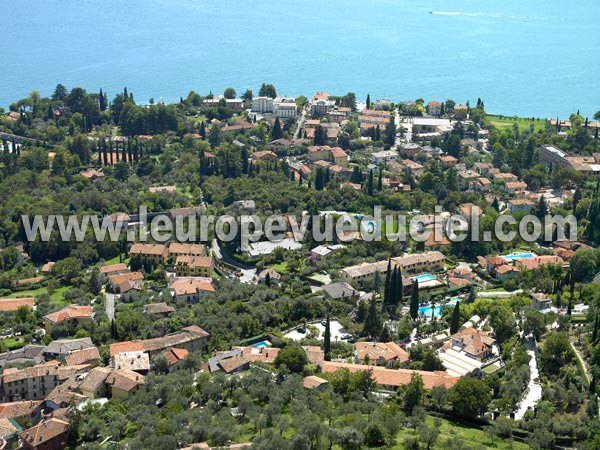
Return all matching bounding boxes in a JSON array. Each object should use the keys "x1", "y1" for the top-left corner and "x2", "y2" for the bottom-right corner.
[
  {"x1": 252, "y1": 96, "x2": 274, "y2": 113},
  {"x1": 273, "y1": 98, "x2": 298, "y2": 118},
  {"x1": 374, "y1": 98, "x2": 391, "y2": 110},
  {"x1": 371, "y1": 150, "x2": 398, "y2": 163}
]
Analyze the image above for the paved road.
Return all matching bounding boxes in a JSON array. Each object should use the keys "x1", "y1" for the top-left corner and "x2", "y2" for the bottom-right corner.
[
  {"x1": 293, "y1": 107, "x2": 307, "y2": 139},
  {"x1": 105, "y1": 292, "x2": 116, "y2": 321},
  {"x1": 515, "y1": 335, "x2": 542, "y2": 420}
]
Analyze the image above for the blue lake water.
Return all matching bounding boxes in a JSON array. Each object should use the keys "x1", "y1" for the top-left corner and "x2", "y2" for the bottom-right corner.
[{"x1": 2, "y1": 0, "x2": 599, "y2": 117}]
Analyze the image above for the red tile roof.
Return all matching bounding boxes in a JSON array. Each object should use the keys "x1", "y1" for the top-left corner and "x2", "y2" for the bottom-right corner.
[{"x1": 0, "y1": 297, "x2": 34, "y2": 312}]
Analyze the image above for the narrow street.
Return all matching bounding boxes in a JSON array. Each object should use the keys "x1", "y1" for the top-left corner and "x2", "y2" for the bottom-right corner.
[
  {"x1": 293, "y1": 107, "x2": 307, "y2": 139},
  {"x1": 515, "y1": 335, "x2": 542, "y2": 420}
]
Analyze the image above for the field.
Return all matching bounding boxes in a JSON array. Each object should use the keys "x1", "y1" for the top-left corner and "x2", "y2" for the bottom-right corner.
[
  {"x1": 486, "y1": 114, "x2": 547, "y2": 133},
  {"x1": 393, "y1": 416, "x2": 528, "y2": 449},
  {"x1": 7, "y1": 285, "x2": 70, "y2": 308}
]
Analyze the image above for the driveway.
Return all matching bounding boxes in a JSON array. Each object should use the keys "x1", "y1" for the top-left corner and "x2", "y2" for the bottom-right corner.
[{"x1": 105, "y1": 292, "x2": 116, "y2": 321}]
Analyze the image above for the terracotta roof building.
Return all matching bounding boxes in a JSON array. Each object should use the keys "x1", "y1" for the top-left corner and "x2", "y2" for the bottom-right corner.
[
  {"x1": 20, "y1": 418, "x2": 69, "y2": 450},
  {"x1": 0, "y1": 297, "x2": 34, "y2": 312},
  {"x1": 43, "y1": 305, "x2": 94, "y2": 331},
  {"x1": 355, "y1": 342, "x2": 410, "y2": 366},
  {"x1": 110, "y1": 326, "x2": 209, "y2": 358},
  {"x1": 64, "y1": 347, "x2": 100, "y2": 366},
  {"x1": 320, "y1": 362, "x2": 459, "y2": 390}
]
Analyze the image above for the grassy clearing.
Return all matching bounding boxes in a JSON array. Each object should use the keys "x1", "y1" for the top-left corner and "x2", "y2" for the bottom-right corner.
[
  {"x1": 486, "y1": 114, "x2": 546, "y2": 133},
  {"x1": 393, "y1": 416, "x2": 528, "y2": 449},
  {"x1": 269, "y1": 261, "x2": 289, "y2": 273},
  {"x1": 7, "y1": 285, "x2": 70, "y2": 307},
  {"x1": 101, "y1": 254, "x2": 129, "y2": 266}
]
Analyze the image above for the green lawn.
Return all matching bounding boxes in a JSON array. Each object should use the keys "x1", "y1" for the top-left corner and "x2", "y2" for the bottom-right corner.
[
  {"x1": 102, "y1": 254, "x2": 128, "y2": 266},
  {"x1": 7, "y1": 285, "x2": 70, "y2": 307},
  {"x1": 486, "y1": 114, "x2": 546, "y2": 133},
  {"x1": 0, "y1": 336, "x2": 26, "y2": 351},
  {"x1": 269, "y1": 261, "x2": 289, "y2": 273},
  {"x1": 393, "y1": 416, "x2": 528, "y2": 450}
]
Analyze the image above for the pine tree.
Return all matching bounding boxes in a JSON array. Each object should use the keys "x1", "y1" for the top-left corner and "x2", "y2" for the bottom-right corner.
[
  {"x1": 271, "y1": 118, "x2": 283, "y2": 140},
  {"x1": 324, "y1": 312, "x2": 331, "y2": 361},
  {"x1": 410, "y1": 280, "x2": 420, "y2": 320},
  {"x1": 450, "y1": 302, "x2": 460, "y2": 334}
]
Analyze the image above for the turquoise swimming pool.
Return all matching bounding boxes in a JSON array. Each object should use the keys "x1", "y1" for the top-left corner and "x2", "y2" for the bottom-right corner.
[
  {"x1": 414, "y1": 274, "x2": 435, "y2": 283},
  {"x1": 418, "y1": 298, "x2": 460, "y2": 318},
  {"x1": 502, "y1": 252, "x2": 534, "y2": 261},
  {"x1": 251, "y1": 340, "x2": 270, "y2": 348}
]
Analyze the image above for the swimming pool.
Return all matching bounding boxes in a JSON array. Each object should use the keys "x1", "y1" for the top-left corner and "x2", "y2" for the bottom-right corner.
[
  {"x1": 418, "y1": 304, "x2": 442, "y2": 317},
  {"x1": 418, "y1": 298, "x2": 461, "y2": 318},
  {"x1": 502, "y1": 252, "x2": 534, "y2": 261},
  {"x1": 414, "y1": 274, "x2": 435, "y2": 283},
  {"x1": 250, "y1": 340, "x2": 271, "y2": 348}
]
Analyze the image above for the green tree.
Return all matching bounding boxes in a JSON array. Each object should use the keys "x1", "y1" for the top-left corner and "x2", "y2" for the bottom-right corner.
[
  {"x1": 523, "y1": 307, "x2": 546, "y2": 339},
  {"x1": 363, "y1": 298, "x2": 381, "y2": 338},
  {"x1": 324, "y1": 312, "x2": 331, "y2": 361},
  {"x1": 447, "y1": 378, "x2": 491, "y2": 419},
  {"x1": 410, "y1": 281, "x2": 419, "y2": 320},
  {"x1": 402, "y1": 372, "x2": 424, "y2": 412},
  {"x1": 313, "y1": 125, "x2": 327, "y2": 145},
  {"x1": 88, "y1": 269, "x2": 102, "y2": 296},
  {"x1": 450, "y1": 302, "x2": 460, "y2": 334},
  {"x1": 259, "y1": 83, "x2": 277, "y2": 98},
  {"x1": 367, "y1": 169, "x2": 374, "y2": 196},
  {"x1": 271, "y1": 117, "x2": 283, "y2": 140},
  {"x1": 274, "y1": 345, "x2": 308, "y2": 374},
  {"x1": 223, "y1": 87, "x2": 236, "y2": 99}
]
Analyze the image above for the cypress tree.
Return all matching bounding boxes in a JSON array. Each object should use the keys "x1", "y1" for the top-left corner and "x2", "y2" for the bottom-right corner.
[
  {"x1": 200, "y1": 121, "x2": 206, "y2": 140},
  {"x1": 593, "y1": 315, "x2": 599, "y2": 343},
  {"x1": 367, "y1": 169, "x2": 374, "y2": 195},
  {"x1": 450, "y1": 302, "x2": 460, "y2": 334},
  {"x1": 395, "y1": 268, "x2": 403, "y2": 304},
  {"x1": 383, "y1": 260, "x2": 392, "y2": 305},
  {"x1": 410, "y1": 280, "x2": 420, "y2": 320},
  {"x1": 271, "y1": 117, "x2": 283, "y2": 140},
  {"x1": 366, "y1": 93, "x2": 371, "y2": 110},
  {"x1": 377, "y1": 174, "x2": 383, "y2": 191},
  {"x1": 315, "y1": 167, "x2": 324, "y2": 190},
  {"x1": 387, "y1": 267, "x2": 397, "y2": 309},
  {"x1": 324, "y1": 312, "x2": 331, "y2": 361},
  {"x1": 363, "y1": 298, "x2": 381, "y2": 338}
]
